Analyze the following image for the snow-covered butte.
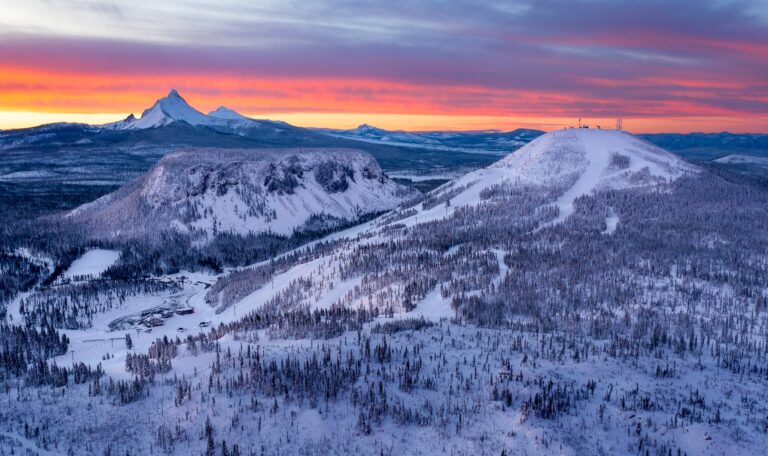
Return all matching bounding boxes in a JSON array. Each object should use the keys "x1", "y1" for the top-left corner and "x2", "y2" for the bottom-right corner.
[
  {"x1": 398, "y1": 128, "x2": 698, "y2": 228},
  {"x1": 67, "y1": 147, "x2": 418, "y2": 238},
  {"x1": 491, "y1": 128, "x2": 695, "y2": 188}
]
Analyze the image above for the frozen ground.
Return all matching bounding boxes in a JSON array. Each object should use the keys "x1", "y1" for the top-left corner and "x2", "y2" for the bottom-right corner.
[{"x1": 60, "y1": 249, "x2": 121, "y2": 280}]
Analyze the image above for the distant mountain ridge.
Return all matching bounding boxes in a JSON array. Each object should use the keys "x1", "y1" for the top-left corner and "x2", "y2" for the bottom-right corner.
[
  {"x1": 2, "y1": 90, "x2": 763, "y2": 163},
  {"x1": 404, "y1": 128, "x2": 697, "y2": 233},
  {"x1": 317, "y1": 124, "x2": 544, "y2": 154},
  {"x1": 1, "y1": 91, "x2": 766, "y2": 221},
  {"x1": 640, "y1": 131, "x2": 768, "y2": 150},
  {"x1": 638, "y1": 132, "x2": 768, "y2": 162},
  {"x1": 0, "y1": 91, "x2": 504, "y2": 206}
]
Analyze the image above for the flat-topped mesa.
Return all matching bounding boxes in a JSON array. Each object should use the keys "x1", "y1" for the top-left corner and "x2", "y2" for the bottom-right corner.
[{"x1": 67, "y1": 147, "x2": 418, "y2": 239}]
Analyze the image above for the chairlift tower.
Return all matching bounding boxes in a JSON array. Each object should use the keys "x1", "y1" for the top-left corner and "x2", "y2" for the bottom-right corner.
[{"x1": 616, "y1": 119, "x2": 623, "y2": 131}]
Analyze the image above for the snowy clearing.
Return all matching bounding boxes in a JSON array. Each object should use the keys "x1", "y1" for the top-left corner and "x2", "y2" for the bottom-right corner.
[{"x1": 61, "y1": 249, "x2": 121, "y2": 280}]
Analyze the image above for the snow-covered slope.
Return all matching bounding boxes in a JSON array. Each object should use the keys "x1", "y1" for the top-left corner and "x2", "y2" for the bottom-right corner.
[
  {"x1": 126, "y1": 89, "x2": 212, "y2": 129},
  {"x1": 206, "y1": 128, "x2": 698, "y2": 316},
  {"x1": 398, "y1": 128, "x2": 697, "y2": 228},
  {"x1": 13, "y1": 129, "x2": 768, "y2": 456},
  {"x1": 208, "y1": 106, "x2": 252, "y2": 121},
  {"x1": 67, "y1": 147, "x2": 417, "y2": 238},
  {"x1": 101, "y1": 90, "x2": 284, "y2": 132}
]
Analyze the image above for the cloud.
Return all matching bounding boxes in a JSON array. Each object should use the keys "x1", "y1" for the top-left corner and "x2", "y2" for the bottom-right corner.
[{"x1": 0, "y1": 0, "x2": 766, "y2": 129}]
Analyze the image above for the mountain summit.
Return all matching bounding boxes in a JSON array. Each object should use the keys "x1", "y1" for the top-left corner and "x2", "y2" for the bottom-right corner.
[
  {"x1": 126, "y1": 89, "x2": 211, "y2": 129},
  {"x1": 208, "y1": 106, "x2": 250, "y2": 121},
  {"x1": 106, "y1": 90, "x2": 260, "y2": 130},
  {"x1": 488, "y1": 128, "x2": 697, "y2": 224},
  {"x1": 389, "y1": 128, "x2": 697, "y2": 232}
]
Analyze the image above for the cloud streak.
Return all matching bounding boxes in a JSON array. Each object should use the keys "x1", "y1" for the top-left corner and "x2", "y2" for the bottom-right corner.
[{"x1": 0, "y1": 0, "x2": 766, "y2": 131}]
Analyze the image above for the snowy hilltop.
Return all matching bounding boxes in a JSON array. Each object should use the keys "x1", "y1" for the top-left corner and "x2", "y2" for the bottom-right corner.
[
  {"x1": 414, "y1": 128, "x2": 697, "y2": 229},
  {"x1": 68, "y1": 147, "x2": 417, "y2": 239}
]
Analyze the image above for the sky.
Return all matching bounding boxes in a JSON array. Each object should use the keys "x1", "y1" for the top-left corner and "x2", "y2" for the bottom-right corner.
[{"x1": 0, "y1": 0, "x2": 766, "y2": 133}]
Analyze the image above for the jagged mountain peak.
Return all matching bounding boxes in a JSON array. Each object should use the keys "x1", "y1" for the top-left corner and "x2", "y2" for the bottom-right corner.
[{"x1": 130, "y1": 89, "x2": 210, "y2": 129}]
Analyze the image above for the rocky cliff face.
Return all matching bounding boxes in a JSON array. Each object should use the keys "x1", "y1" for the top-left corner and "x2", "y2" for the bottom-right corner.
[{"x1": 69, "y1": 147, "x2": 418, "y2": 239}]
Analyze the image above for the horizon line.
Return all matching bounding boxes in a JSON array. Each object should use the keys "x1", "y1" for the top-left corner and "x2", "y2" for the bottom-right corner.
[{"x1": 1, "y1": 110, "x2": 766, "y2": 135}]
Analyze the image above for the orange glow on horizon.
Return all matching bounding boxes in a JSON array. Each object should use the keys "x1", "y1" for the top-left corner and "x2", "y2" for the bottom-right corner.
[
  {"x1": 2, "y1": 110, "x2": 766, "y2": 135},
  {"x1": 0, "y1": 66, "x2": 765, "y2": 134}
]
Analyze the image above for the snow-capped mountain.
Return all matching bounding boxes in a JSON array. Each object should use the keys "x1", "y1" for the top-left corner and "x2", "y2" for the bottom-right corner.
[
  {"x1": 125, "y1": 89, "x2": 212, "y2": 129},
  {"x1": 208, "y1": 106, "x2": 253, "y2": 121},
  {"x1": 104, "y1": 89, "x2": 270, "y2": 131},
  {"x1": 370, "y1": 128, "x2": 697, "y2": 235},
  {"x1": 318, "y1": 124, "x2": 544, "y2": 154},
  {"x1": 2, "y1": 90, "x2": 313, "y2": 149},
  {"x1": 68, "y1": 147, "x2": 417, "y2": 239}
]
